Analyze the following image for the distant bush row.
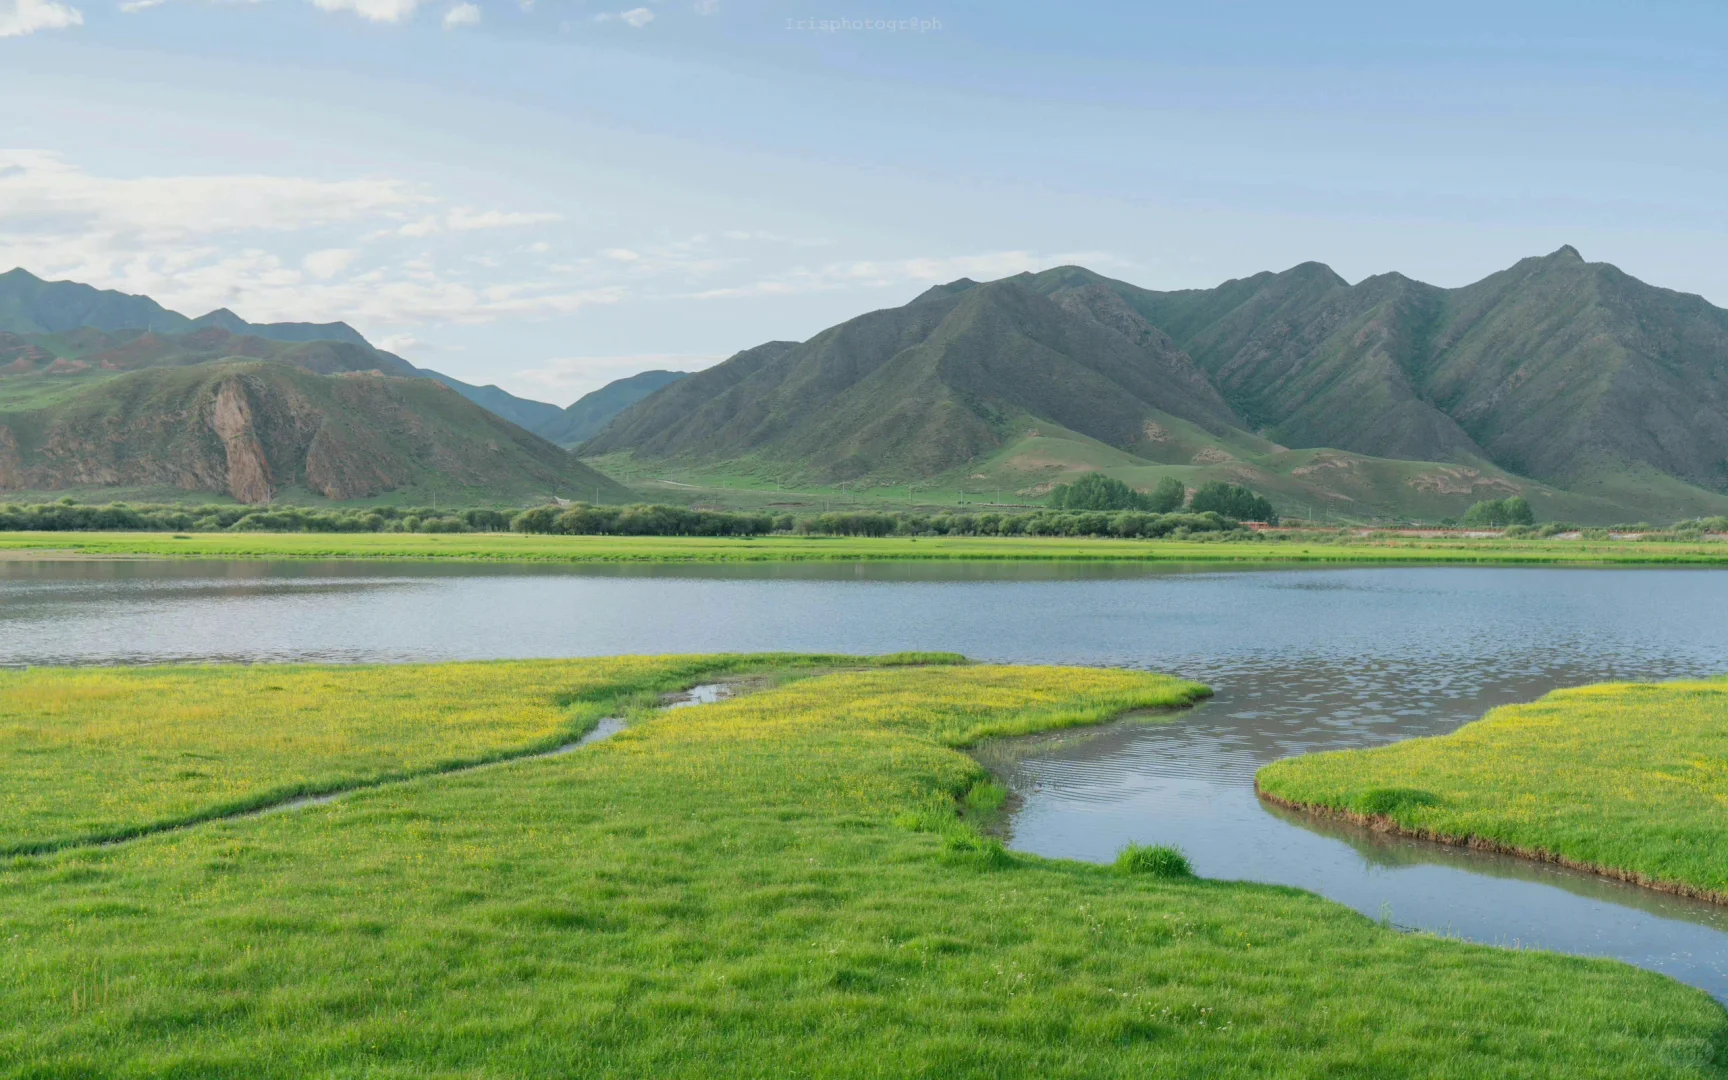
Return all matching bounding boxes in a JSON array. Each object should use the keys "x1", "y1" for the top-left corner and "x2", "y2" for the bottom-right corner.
[
  {"x1": 0, "y1": 499, "x2": 1252, "y2": 541},
  {"x1": 0, "y1": 500, "x2": 516, "y2": 534},
  {"x1": 1047, "y1": 473, "x2": 1279, "y2": 524},
  {"x1": 512, "y1": 504, "x2": 775, "y2": 537},
  {"x1": 793, "y1": 509, "x2": 1244, "y2": 539}
]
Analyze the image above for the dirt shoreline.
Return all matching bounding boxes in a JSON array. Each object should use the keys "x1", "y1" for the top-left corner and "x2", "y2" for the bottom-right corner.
[{"x1": 1254, "y1": 784, "x2": 1728, "y2": 908}]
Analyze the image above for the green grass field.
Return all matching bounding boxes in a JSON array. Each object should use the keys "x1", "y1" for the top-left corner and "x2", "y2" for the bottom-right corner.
[
  {"x1": 0, "y1": 654, "x2": 875, "y2": 853},
  {"x1": 3, "y1": 528, "x2": 1728, "y2": 564},
  {"x1": 1257, "y1": 678, "x2": 1728, "y2": 900},
  {"x1": 2, "y1": 658, "x2": 1725, "y2": 1076}
]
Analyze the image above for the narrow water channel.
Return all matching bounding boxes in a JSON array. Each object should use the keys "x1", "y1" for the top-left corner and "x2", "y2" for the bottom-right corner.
[{"x1": 4, "y1": 558, "x2": 1728, "y2": 996}]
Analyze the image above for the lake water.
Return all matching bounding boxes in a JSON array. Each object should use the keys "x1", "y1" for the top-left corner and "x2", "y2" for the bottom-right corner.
[{"x1": 5, "y1": 558, "x2": 1728, "y2": 997}]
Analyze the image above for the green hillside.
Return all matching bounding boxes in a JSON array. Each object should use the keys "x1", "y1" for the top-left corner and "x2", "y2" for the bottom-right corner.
[
  {"x1": 585, "y1": 249, "x2": 1728, "y2": 523},
  {"x1": 1022, "y1": 247, "x2": 1728, "y2": 498},
  {"x1": 549, "y1": 368, "x2": 687, "y2": 446},
  {"x1": 586, "y1": 280, "x2": 1243, "y2": 480},
  {"x1": 0, "y1": 361, "x2": 632, "y2": 505}
]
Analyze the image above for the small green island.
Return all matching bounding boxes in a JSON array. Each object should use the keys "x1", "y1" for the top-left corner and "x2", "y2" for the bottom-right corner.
[{"x1": 1258, "y1": 677, "x2": 1728, "y2": 901}]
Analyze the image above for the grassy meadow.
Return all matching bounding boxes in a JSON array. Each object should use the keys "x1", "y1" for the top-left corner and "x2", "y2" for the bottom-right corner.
[
  {"x1": 3, "y1": 528, "x2": 1728, "y2": 565},
  {"x1": 2, "y1": 658, "x2": 1726, "y2": 1077},
  {"x1": 1257, "y1": 677, "x2": 1728, "y2": 900},
  {"x1": 0, "y1": 654, "x2": 887, "y2": 853}
]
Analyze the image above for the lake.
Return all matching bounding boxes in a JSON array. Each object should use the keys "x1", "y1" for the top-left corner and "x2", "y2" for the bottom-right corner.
[{"x1": 5, "y1": 557, "x2": 1728, "y2": 997}]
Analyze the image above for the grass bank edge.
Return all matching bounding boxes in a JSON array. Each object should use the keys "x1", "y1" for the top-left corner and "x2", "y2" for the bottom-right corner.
[
  {"x1": 5, "y1": 530, "x2": 1728, "y2": 564},
  {"x1": 1252, "y1": 786, "x2": 1728, "y2": 907},
  {"x1": 1255, "y1": 676, "x2": 1728, "y2": 904},
  {"x1": 0, "y1": 651, "x2": 969, "y2": 858}
]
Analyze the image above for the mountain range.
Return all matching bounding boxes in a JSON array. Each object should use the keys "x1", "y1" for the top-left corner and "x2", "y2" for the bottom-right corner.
[
  {"x1": 0, "y1": 269, "x2": 631, "y2": 505},
  {"x1": 6, "y1": 251, "x2": 1727, "y2": 522},
  {"x1": 586, "y1": 247, "x2": 1728, "y2": 522},
  {"x1": 0, "y1": 268, "x2": 681, "y2": 450}
]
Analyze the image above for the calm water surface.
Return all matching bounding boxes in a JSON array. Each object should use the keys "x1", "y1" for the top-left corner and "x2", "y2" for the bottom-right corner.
[{"x1": 4, "y1": 558, "x2": 1728, "y2": 996}]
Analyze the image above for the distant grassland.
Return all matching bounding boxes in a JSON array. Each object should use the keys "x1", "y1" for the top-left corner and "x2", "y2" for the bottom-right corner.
[
  {"x1": 3, "y1": 660, "x2": 1723, "y2": 1077},
  {"x1": 0, "y1": 654, "x2": 893, "y2": 853},
  {"x1": 4, "y1": 529, "x2": 1728, "y2": 564},
  {"x1": 1258, "y1": 678, "x2": 1728, "y2": 901}
]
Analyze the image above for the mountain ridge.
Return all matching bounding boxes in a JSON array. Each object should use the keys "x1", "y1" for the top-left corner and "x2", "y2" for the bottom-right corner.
[{"x1": 586, "y1": 248, "x2": 1728, "y2": 521}]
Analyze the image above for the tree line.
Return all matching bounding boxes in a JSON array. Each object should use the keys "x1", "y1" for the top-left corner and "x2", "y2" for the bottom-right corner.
[{"x1": 0, "y1": 498, "x2": 1253, "y2": 540}]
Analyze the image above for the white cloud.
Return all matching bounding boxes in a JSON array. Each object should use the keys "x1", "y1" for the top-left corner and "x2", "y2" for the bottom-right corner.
[
  {"x1": 302, "y1": 247, "x2": 358, "y2": 280},
  {"x1": 374, "y1": 333, "x2": 419, "y2": 354},
  {"x1": 691, "y1": 250, "x2": 1119, "y2": 299},
  {"x1": 0, "y1": 149, "x2": 616, "y2": 331},
  {"x1": 0, "y1": 149, "x2": 426, "y2": 238},
  {"x1": 118, "y1": 0, "x2": 163, "y2": 12},
  {"x1": 692, "y1": 0, "x2": 717, "y2": 12},
  {"x1": 0, "y1": 0, "x2": 83, "y2": 37},
  {"x1": 310, "y1": 0, "x2": 422, "y2": 23},
  {"x1": 603, "y1": 248, "x2": 641, "y2": 262},
  {"x1": 442, "y1": 1, "x2": 477, "y2": 27},
  {"x1": 446, "y1": 207, "x2": 561, "y2": 231},
  {"x1": 394, "y1": 207, "x2": 562, "y2": 237},
  {"x1": 594, "y1": 6, "x2": 651, "y2": 27},
  {"x1": 508, "y1": 353, "x2": 722, "y2": 403}
]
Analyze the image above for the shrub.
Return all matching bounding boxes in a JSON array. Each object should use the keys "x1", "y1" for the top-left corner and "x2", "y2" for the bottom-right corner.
[{"x1": 1114, "y1": 843, "x2": 1193, "y2": 878}]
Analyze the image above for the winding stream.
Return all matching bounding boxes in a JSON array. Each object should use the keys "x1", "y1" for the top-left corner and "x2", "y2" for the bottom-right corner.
[{"x1": 4, "y1": 558, "x2": 1728, "y2": 996}]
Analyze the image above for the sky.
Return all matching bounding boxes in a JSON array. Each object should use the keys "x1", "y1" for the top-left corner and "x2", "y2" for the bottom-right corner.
[{"x1": 2, "y1": 1, "x2": 1727, "y2": 404}]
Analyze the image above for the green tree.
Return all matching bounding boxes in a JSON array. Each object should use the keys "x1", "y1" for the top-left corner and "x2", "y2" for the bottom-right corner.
[
  {"x1": 1462, "y1": 497, "x2": 1536, "y2": 527},
  {"x1": 1147, "y1": 476, "x2": 1187, "y2": 513},
  {"x1": 1188, "y1": 481, "x2": 1277, "y2": 523},
  {"x1": 1047, "y1": 473, "x2": 1144, "y2": 511}
]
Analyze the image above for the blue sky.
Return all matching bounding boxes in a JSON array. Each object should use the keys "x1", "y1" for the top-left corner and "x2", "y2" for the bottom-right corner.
[{"x1": 3, "y1": 1, "x2": 1726, "y2": 403}]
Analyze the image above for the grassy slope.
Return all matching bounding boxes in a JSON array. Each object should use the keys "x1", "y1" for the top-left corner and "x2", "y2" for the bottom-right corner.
[
  {"x1": 591, "y1": 415, "x2": 1728, "y2": 525},
  {"x1": 6, "y1": 529, "x2": 1728, "y2": 564},
  {"x1": 2, "y1": 662, "x2": 1722, "y2": 1077},
  {"x1": 0, "y1": 371, "x2": 121, "y2": 411},
  {"x1": 1257, "y1": 678, "x2": 1728, "y2": 900}
]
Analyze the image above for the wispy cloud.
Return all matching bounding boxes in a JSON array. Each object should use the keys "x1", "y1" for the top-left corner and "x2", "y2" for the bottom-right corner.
[
  {"x1": 690, "y1": 250, "x2": 1120, "y2": 299},
  {"x1": 309, "y1": 0, "x2": 423, "y2": 23},
  {"x1": 0, "y1": 0, "x2": 83, "y2": 37},
  {"x1": 0, "y1": 149, "x2": 614, "y2": 331},
  {"x1": 594, "y1": 6, "x2": 652, "y2": 27},
  {"x1": 442, "y1": 1, "x2": 477, "y2": 27}
]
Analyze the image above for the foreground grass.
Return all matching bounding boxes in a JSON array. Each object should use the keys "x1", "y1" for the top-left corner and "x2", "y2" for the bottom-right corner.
[
  {"x1": 3, "y1": 529, "x2": 1728, "y2": 564},
  {"x1": 0, "y1": 654, "x2": 895, "y2": 853},
  {"x1": 2, "y1": 662, "x2": 1724, "y2": 1077},
  {"x1": 1257, "y1": 677, "x2": 1728, "y2": 900}
]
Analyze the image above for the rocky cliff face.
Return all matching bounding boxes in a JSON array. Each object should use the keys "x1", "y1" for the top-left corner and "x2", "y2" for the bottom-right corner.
[{"x1": 208, "y1": 377, "x2": 275, "y2": 503}]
